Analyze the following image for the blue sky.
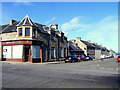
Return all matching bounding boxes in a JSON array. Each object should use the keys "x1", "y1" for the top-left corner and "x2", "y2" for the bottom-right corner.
[{"x1": 1, "y1": 2, "x2": 118, "y2": 52}]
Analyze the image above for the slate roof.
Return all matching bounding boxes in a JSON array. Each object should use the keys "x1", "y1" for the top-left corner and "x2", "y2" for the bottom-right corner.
[
  {"x1": 0, "y1": 15, "x2": 63, "y2": 35},
  {"x1": 81, "y1": 40, "x2": 95, "y2": 48},
  {"x1": 97, "y1": 45, "x2": 106, "y2": 51},
  {"x1": 92, "y1": 43, "x2": 101, "y2": 50},
  {"x1": 0, "y1": 24, "x2": 9, "y2": 33},
  {"x1": 69, "y1": 41, "x2": 83, "y2": 52}
]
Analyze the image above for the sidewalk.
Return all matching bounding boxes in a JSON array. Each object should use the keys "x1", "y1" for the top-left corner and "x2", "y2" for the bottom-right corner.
[{"x1": 0, "y1": 61, "x2": 65, "y2": 65}]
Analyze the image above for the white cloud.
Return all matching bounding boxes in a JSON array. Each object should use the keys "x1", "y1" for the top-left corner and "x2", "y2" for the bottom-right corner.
[
  {"x1": 61, "y1": 16, "x2": 91, "y2": 33},
  {"x1": 61, "y1": 15, "x2": 118, "y2": 52},
  {"x1": 45, "y1": 17, "x2": 56, "y2": 24}
]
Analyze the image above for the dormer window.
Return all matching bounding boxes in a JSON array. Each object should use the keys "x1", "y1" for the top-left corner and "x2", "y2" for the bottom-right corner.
[
  {"x1": 19, "y1": 28, "x2": 22, "y2": 37},
  {"x1": 25, "y1": 28, "x2": 30, "y2": 37}
]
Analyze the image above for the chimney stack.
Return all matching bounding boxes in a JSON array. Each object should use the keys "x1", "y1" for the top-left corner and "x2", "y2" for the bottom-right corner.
[
  {"x1": 69, "y1": 40, "x2": 76, "y2": 44},
  {"x1": 76, "y1": 37, "x2": 81, "y2": 41},
  {"x1": 87, "y1": 40, "x2": 91, "y2": 43},
  {"x1": 94, "y1": 42, "x2": 98, "y2": 45},
  {"x1": 9, "y1": 20, "x2": 16, "y2": 25}
]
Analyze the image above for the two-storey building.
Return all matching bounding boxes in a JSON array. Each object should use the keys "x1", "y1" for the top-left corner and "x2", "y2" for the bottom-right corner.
[{"x1": 0, "y1": 15, "x2": 67, "y2": 63}]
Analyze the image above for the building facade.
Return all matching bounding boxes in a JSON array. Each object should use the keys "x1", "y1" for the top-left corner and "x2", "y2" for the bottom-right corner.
[
  {"x1": 0, "y1": 15, "x2": 67, "y2": 62},
  {"x1": 68, "y1": 41, "x2": 84, "y2": 56},
  {"x1": 75, "y1": 37, "x2": 95, "y2": 59}
]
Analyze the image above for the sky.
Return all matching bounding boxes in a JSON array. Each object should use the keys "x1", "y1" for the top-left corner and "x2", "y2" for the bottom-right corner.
[{"x1": 1, "y1": 2, "x2": 118, "y2": 52}]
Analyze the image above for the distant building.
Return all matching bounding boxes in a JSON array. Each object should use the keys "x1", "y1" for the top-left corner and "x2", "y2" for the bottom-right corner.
[
  {"x1": 68, "y1": 41, "x2": 84, "y2": 56},
  {"x1": 91, "y1": 43, "x2": 101, "y2": 60},
  {"x1": 70, "y1": 37, "x2": 95, "y2": 59},
  {"x1": 0, "y1": 15, "x2": 67, "y2": 63}
]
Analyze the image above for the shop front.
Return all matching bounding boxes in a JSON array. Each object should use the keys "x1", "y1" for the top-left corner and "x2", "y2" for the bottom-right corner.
[{"x1": 1, "y1": 40, "x2": 42, "y2": 63}]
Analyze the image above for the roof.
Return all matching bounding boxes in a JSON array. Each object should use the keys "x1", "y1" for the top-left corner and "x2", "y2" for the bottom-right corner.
[
  {"x1": 0, "y1": 22, "x2": 19, "y2": 33},
  {"x1": 81, "y1": 40, "x2": 95, "y2": 48},
  {"x1": 92, "y1": 43, "x2": 101, "y2": 50},
  {"x1": 0, "y1": 24, "x2": 9, "y2": 33},
  {"x1": 16, "y1": 15, "x2": 38, "y2": 27},
  {"x1": 0, "y1": 15, "x2": 63, "y2": 36},
  {"x1": 69, "y1": 41, "x2": 83, "y2": 52},
  {"x1": 97, "y1": 45, "x2": 106, "y2": 51}
]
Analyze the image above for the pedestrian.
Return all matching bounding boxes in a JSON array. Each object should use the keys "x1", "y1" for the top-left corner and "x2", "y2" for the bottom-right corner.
[{"x1": 101, "y1": 58, "x2": 103, "y2": 61}]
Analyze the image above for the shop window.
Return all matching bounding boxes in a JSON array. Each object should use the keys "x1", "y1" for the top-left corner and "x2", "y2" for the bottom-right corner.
[
  {"x1": 19, "y1": 28, "x2": 22, "y2": 36},
  {"x1": 51, "y1": 47, "x2": 55, "y2": 59},
  {"x1": 25, "y1": 28, "x2": 30, "y2": 37}
]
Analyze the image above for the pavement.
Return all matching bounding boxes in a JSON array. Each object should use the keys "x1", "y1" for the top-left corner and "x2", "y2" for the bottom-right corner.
[{"x1": 1, "y1": 58, "x2": 120, "y2": 88}]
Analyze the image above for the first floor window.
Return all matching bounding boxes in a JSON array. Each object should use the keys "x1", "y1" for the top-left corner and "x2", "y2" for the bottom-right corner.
[
  {"x1": 59, "y1": 48, "x2": 62, "y2": 57},
  {"x1": 19, "y1": 28, "x2": 22, "y2": 36},
  {"x1": 25, "y1": 28, "x2": 30, "y2": 36},
  {"x1": 51, "y1": 47, "x2": 55, "y2": 59},
  {"x1": 33, "y1": 28, "x2": 36, "y2": 37}
]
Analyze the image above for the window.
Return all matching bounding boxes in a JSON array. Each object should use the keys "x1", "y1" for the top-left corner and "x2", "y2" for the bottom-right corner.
[
  {"x1": 76, "y1": 43, "x2": 78, "y2": 48},
  {"x1": 19, "y1": 28, "x2": 22, "y2": 36},
  {"x1": 50, "y1": 34, "x2": 54, "y2": 40},
  {"x1": 51, "y1": 47, "x2": 55, "y2": 59},
  {"x1": 25, "y1": 28, "x2": 30, "y2": 36},
  {"x1": 33, "y1": 28, "x2": 36, "y2": 37},
  {"x1": 59, "y1": 48, "x2": 62, "y2": 57}
]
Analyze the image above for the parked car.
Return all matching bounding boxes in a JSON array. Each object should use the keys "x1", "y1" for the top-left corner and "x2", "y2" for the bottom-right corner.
[
  {"x1": 106, "y1": 55, "x2": 110, "y2": 59},
  {"x1": 85, "y1": 56, "x2": 93, "y2": 61},
  {"x1": 64, "y1": 56, "x2": 79, "y2": 63},
  {"x1": 77, "y1": 55, "x2": 85, "y2": 61},
  {"x1": 117, "y1": 56, "x2": 120, "y2": 62}
]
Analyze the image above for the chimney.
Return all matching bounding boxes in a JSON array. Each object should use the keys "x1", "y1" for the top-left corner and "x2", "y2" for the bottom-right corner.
[
  {"x1": 10, "y1": 20, "x2": 16, "y2": 25},
  {"x1": 76, "y1": 37, "x2": 81, "y2": 41},
  {"x1": 51, "y1": 22, "x2": 58, "y2": 30},
  {"x1": 87, "y1": 40, "x2": 91, "y2": 43},
  {"x1": 94, "y1": 42, "x2": 98, "y2": 45},
  {"x1": 69, "y1": 40, "x2": 76, "y2": 44},
  {"x1": 99, "y1": 44, "x2": 103, "y2": 47}
]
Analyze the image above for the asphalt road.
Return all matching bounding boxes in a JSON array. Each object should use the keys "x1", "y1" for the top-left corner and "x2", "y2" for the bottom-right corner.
[{"x1": 1, "y1": 58, "x2": 120, "y2": 88}]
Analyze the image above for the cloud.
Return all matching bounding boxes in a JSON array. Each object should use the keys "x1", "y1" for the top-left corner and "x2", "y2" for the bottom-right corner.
[
  {"x1": 45, "y1": 17, "x2": 56, "y2": 24},
  {"x1": 61, "y1": 16, "x2": 91, "y2": 33},
  {"x1": 60, "y1": 15, "x2": 118, "y2": 52}
]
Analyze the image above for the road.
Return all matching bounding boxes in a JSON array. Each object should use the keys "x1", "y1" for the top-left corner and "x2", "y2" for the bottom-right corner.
[{"x1": 1, "y1": 58, "x2": 119, "y2": 88}]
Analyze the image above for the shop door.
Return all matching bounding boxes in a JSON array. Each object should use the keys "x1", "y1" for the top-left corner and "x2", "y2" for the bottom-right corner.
[{"x1": 25, "y1": 45, "x2": 30, "y2": 62}]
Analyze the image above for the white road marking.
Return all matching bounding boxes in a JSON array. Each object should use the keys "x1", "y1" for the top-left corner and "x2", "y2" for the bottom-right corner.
[{"x1": 99, "y1": 68, "x2": 104, "y2": 70}]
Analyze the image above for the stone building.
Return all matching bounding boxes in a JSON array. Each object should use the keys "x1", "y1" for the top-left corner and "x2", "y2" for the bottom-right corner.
[
  {"x1": 0, "y1": 15, "x2": 67, "y2": 62},
  {"x1": 91, "y1": 43, "x2": 101, "y2": 60},
  {"x1": 68, "y1": 41, "x2": 84, "y2": 56},
  {"x1": 76, "y1": 37, "x2": 95, "y2": 58},
  {"x1": 70, "y1": 37, "x2": 95, "y2": 59}
]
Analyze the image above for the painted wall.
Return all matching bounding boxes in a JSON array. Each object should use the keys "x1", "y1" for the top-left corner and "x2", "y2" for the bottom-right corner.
[
  {"x1": 95, "y1": 50, "x2": 101, "y2": 60},
  {"x1": 3, "y1": 45, "x2": 23, "y2": 59}
]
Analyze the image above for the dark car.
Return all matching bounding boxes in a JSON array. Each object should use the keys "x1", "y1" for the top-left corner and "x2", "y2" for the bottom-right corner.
[
  {"x1": 85, "y1": 56, "x2": 93, "y2": 61},
  {"x1": 77, "y1": 55, "x2": 85, "y2": 61},
  {"x1": 117, "y1": 56, "x2": 120, "y2": 62},
  {"x1": 64, "y1": 56, "x2": 79, "y2": 63}
]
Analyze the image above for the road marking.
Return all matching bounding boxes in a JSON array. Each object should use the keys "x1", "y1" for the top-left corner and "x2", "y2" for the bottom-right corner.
[
  {"x1": 97, "y1": 64, "x2": 100, "y2": 67},
  {"x1": 99, "y1": 68, "x2": 104, "y2": 70},
  {"x1": 116, "y1": 67, "x2": 120, "y2": 70}
]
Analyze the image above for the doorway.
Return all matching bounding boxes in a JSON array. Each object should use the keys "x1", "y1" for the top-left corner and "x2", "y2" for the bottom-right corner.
[{"x1": 25, "y1": 45, "x2": 31, "y2": 62}]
